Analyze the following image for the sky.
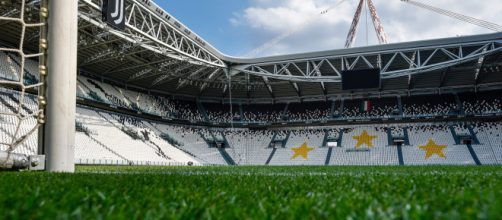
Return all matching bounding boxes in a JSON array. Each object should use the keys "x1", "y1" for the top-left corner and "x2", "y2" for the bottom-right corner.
[{"x1": 159, "y1": 0, "x2": 502, "y2": 58}]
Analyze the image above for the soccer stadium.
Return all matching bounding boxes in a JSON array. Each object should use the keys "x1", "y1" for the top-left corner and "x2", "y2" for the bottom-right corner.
[{"x1": 1, "y1": 0, "x2": 502, "y2": 218}]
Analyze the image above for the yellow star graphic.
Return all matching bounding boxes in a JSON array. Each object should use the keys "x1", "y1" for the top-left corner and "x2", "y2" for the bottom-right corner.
[
  {"x1": 290, "y1": 142, "x2": 314, "y2": 160},
  {"x1": 419, "y1": 139, "x2": 447, "y2": 159},
  {"x1": 353, "y1": 130, "x2": 377, "y2": 149}
]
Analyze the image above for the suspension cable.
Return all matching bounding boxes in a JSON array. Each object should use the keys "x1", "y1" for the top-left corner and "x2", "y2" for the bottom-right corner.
[{"x1": 402, "y1": 0, "x2": 502, "y2": 32}]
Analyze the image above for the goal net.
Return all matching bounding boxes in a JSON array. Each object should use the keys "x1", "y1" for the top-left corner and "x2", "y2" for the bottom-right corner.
[{"x1": 0, "y1": 0, "x2": 47, "y2": 169}]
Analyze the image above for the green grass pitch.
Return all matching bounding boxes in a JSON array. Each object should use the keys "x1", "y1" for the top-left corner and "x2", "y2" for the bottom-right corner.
[{"x1": 1, "y1": 166, "x2": 501, "y2": 219}]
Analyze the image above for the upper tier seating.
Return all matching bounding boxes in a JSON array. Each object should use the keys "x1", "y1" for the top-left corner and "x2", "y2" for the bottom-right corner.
[
  {"x1": 1, "y1": 52, "x2": 501, "y2": 124},
  {"x1": 242, "y1": 103, "x2": 285, "y2": 122},
  {"x1": 342, "y1": 97, "x2": 398, "y2": 119},
  {"x1": 402, "y1": 94, "x2": 458, "y2": 117},
  {"x1": 285, "y1": 102, "x2": 331, "y2": 121},
  {"x1": 461, "y1": 90, "x2": 502, "y2": 115}
]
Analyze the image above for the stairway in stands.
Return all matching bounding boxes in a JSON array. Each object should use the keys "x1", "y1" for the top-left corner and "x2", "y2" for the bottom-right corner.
[
  {"x1": 322, "y1": 129, "x2": 339, "y2": 165},
  {"x1": 199, "y1": 130, "x2": 236, "y2": 165},
  {"x1": 465, "y1": 144, "x2": 481, "y2": 165},
  {"x1": 0, "y1": 94, "x2": 18, "y2": 114},
  {"x1": 7, "y1": 94, "x2": 33, "y2": 115},
  {"x1": 449, "y1": 125, "x2": 481, "y2": 165},
  {"x1": 265, "y1": 148, "x2": 277, "y2": 165},
  {"x1": 110, "y1": 112, "x2": 173, "y2": 161},
  {"x1": 467, "y1": 125, "x2": 480, "y2": 144},
  {"x1": 6, "y1": 53, "x2": 38, "y2": 85},
  {"x1": 396, "y1": 144, "x2": 404, "y2": 166},
  {"x1": 217, "y1": 132, "x2": 236, "y2": 165},
  {"x1": 196, "y1": 101, "x2": 210, "y2": 122},
  {"x1": 217, "y1": 147, "x2": 236, "y2": 165},
  {"x1": 325, "y1": 147, "x2": 333, "y2": 165},
  {"x1": 77, "y1": 78, "x2": 106, "y2": 103},
  {"x1": 148, "y1": 122, "x2": 199, "y2": 160},
  {"x1": 265, "y1": 132, "x2": 279, "y2": 165},
  {"x1": 264, "y1": 131, "x2": 293, "y2": 165}
]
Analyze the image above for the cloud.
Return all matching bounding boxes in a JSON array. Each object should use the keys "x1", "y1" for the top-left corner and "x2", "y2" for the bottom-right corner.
[{"x1": 231, "y1": 0, "x2": 502, "y2": 57}]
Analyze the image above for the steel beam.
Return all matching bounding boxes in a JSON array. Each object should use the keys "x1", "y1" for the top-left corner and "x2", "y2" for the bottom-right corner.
[
  {"x1": 232, "y1": 41, "x2": 502, "y2": 83},
  {"x1": 78, "y1": 0, "x2": 225, "y2": 68}
]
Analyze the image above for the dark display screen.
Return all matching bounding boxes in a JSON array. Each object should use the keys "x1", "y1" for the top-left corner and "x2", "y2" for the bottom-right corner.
[{"x1": 342, "y1": 68, "x2": 381, "y2": 90}]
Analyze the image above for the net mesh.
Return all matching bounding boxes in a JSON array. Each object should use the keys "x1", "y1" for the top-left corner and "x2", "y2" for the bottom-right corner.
[{"x1": 0, "y1": 0, "x2": 46, "y2": 158}]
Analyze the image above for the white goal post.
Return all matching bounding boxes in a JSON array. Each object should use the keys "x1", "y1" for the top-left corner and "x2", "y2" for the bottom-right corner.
[
  {"x1": 43, "y1": 0, "x2": 78, "y2": 172},
  {"x1": 0, "y1": 0, "x2": 78, "y2": 172}
]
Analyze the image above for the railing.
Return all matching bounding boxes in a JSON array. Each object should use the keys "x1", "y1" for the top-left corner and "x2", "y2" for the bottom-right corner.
[{"x1": 75, "y1": 158, "x2": 190, "y2": 166}]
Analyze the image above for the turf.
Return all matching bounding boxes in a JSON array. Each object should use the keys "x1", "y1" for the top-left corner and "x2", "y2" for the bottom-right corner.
[{"x1": 1, "y1": 166, "x2": 502, "y2": 219}]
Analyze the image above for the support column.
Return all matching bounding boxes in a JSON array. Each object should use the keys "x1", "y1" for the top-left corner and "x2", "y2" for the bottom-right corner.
[
  {"x1": 397, "y1": 95, "x2": 403, "y2": 115},
  {"x1": 45, "y1": 0, "x2": 78, "y2": 172},
  {"x1": 330, "y1": 100, "x2": 336, "y2": 118}
]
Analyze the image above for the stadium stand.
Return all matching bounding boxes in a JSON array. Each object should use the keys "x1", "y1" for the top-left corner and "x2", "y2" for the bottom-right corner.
[
  {"x1": 0, "y1": 51, "x2": 20, "y2": 82},
  {"x1": 402, "y1": 94, "x2": 458, "y2": 117},
  {"x1": 69, "y1": 74, "x2": 502, "y2": 123},
  {"x1": 328, "y1": 126, "x2": 399, "y2": 165},
  {"x1": 472, "y1": 122, "x2": 502, "y2": 164},
  {"x1": 0, "y1": 89, "x2": 38, "y2": 156},
  {"x1": 342, "y1": 97, "x2": 398, "y2": 119},
  {"x1": 1, "y1": 53, "x2": 490, "y2": 125},
  {"x1": 203, "y1": 102, "x2": 240, "y2": 123},
  {"x1": 461, "y1": 90, "x2": 502, "y2": 115},
  {"x1": 266, "y1": 128, "x2": 326, "y2": 165},
  {"x1": 404, "y1": 124, "x2": 476, "y2": 165},
  {"x1": 76, "y1": 107, "x2": 186, "y2": 165},
  {"x1": 1, "y1": 52, "x2": 502, "y2": 166},
  {"x1": 285, "y1": 102, "x2": 331, "y2": 122},
  {"x1": 242, "y1": 103, "x2": 285, "y2": 123}
]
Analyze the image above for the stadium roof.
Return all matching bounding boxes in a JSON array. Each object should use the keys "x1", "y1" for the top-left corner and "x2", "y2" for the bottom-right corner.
[{"x1": 1, "y1": 0, "x2": 502, "y2": 102}]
